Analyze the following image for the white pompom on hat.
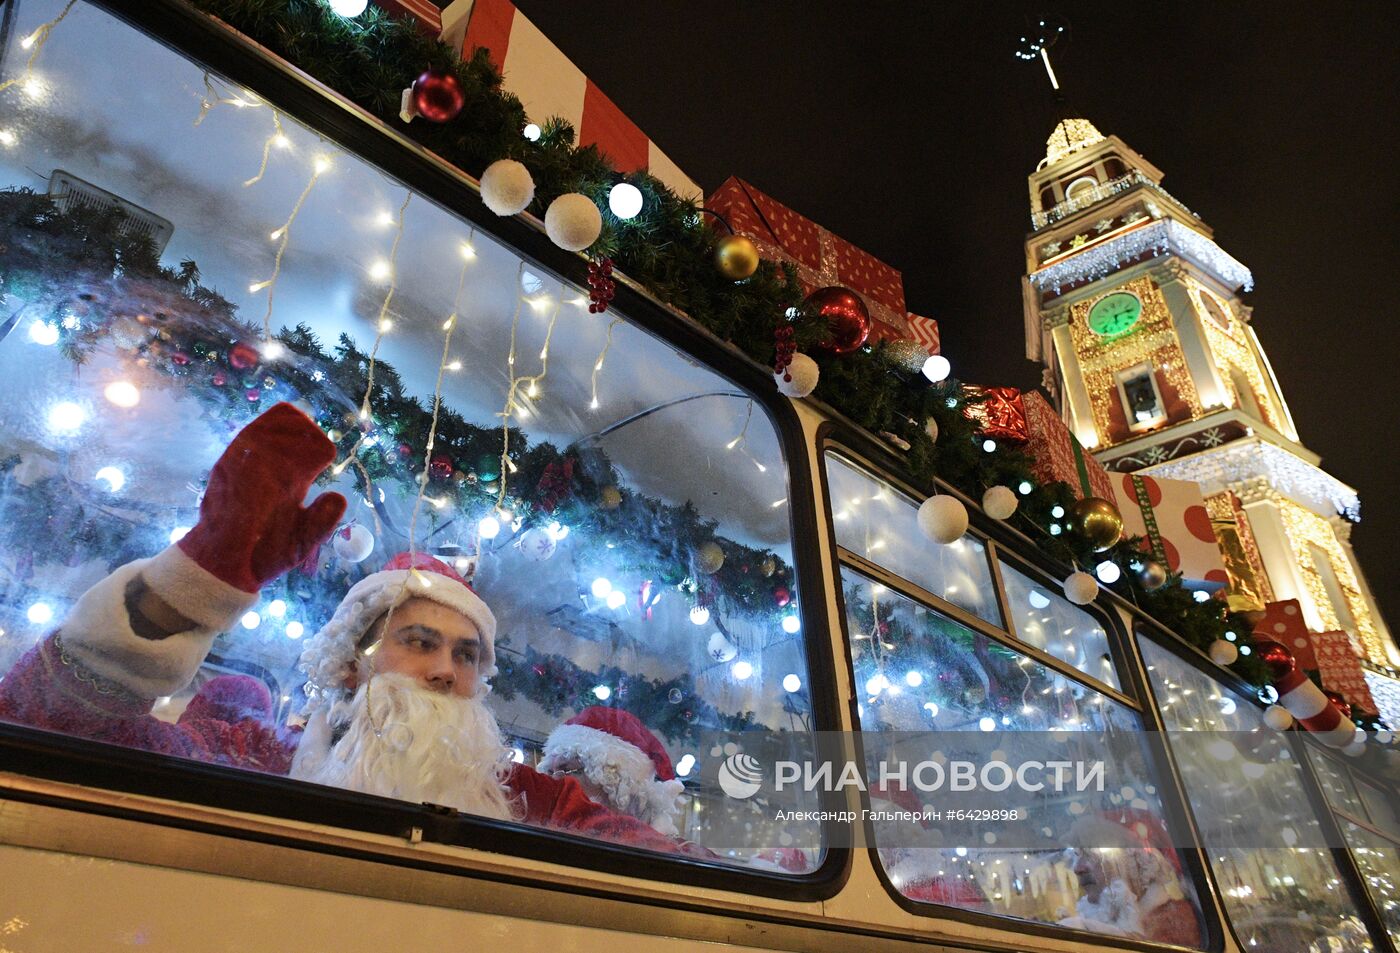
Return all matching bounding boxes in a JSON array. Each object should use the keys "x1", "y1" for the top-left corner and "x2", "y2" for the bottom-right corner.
[{"x1": 300, "y1": 552, "x2": 497, "y2": 699}]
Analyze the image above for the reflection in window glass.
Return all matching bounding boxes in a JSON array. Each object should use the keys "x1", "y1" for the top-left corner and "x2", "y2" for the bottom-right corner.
[
  {"x1": 1358, "y1": 782, "x2": 1400, "y2": 841},
  {"x1": 844, "y1": 570, "x2": 1204, "y2": 945},
  {"x1": 0, "y1": 0, "x2": 819, "y2": 870},
  {"x1": 998, "y1": 560, "x2": 1120, "y2": 692},
  {"x1": 1306, "y1": 746, "x2": 1366, "y2": 818},
  {"x1": 1342, "y1": 822, "x2": 1400, "y2": 947},
  {"x1": 1140, "y1": 640, "x2": 1373, "y2": 951},
  {"x1": 825, "y1": 453, "x2": 1000, "y2": 626}
]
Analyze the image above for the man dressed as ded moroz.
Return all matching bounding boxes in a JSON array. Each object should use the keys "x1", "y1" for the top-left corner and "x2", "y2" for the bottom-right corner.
[{"x1": 0, "y1": 402, "x2": 697, "y2": 854}]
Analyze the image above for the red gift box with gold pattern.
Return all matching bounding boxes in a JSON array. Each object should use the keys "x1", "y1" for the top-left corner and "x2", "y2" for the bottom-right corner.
[
  {"x1": 963, "y1": 385, "x2": 1030, "y2": 444},
  {"x1": 1019, "y1": 390, "x2": 1116, "y2": 502},
  {"x1": 1109, "y1": 472, "x2": 1229, "y2": 589},
  {"x1": 1312, "y1": 629, "x2": 1378, "y2": 715},
  {"x1": 1254, "y1": 599, "x2": 1318, "y2": 671},
  {"x1": 706, "y1": 177, "x2": 938, "y2": 351}
]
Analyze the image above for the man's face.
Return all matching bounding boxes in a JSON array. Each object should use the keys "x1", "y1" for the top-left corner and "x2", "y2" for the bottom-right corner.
[
  {"x1": 1073, "y1": 849, "x2": 1110, "y2": 903},
  {"x1": 365, "y1": 598, "x2": 482, "y2": 698}
]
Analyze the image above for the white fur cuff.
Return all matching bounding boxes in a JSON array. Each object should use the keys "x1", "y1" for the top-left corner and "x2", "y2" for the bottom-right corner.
[{"x1": 142, "y1": 545, "x2": 259, "y2": 631}]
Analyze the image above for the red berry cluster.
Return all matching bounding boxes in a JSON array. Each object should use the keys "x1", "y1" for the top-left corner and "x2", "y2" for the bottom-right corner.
[
  {"x1": 587, "y1": 258, "x2": 616, "y2": 313},
  {"x1": 774, "y1": 325, "x2": 797, "y2": 381}
]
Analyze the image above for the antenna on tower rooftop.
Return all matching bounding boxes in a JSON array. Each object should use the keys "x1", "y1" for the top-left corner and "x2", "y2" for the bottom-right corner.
[{"x1": 1015, "y1": 16, "x2": 1070, "y2": 95}]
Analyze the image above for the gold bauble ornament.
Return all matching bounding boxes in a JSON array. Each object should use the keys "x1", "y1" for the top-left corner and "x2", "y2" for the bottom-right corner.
[
  {"x1": 760, "y1": 557, "x2": 777, "y2": 578},
  {"x1": 1136, "y1": 558, "x2": 1169, "y2": 591},
  {"x1": 714, "y1": 234, "x2": 760, "y2": 281},
  {"x1": 1067, "y1": 496, "x2": 1124, "y2": 552},
  {"x1": 885, "y1": 339, "x2": 929, "y2": 373},
  {"x1": 696, "y1": 541, "x2": 726, "y2": 574},
  {"x1": 599, "y1": 486, "x2": 623, "y2": 510}
]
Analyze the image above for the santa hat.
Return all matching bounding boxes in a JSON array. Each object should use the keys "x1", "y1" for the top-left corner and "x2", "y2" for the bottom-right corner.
[
  {"x1": 538, "y1": 706, "x2": 686, "y2": 835},
  {"x1": 299, "y1": 552, "x2": 497, "y2": 698}
]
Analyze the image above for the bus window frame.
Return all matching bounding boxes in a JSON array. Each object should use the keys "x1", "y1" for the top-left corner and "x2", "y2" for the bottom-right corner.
[
  {"x1": 815, "y1": 423, "x2": 1227, "y2": 951},
  {"x1": 0, "y1": 0, "x2": 851, "y2": 903}
]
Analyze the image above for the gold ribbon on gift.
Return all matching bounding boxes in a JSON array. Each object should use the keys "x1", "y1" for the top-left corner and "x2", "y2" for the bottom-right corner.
[{"x1": 1205, "y1": 491, "x2": 1271, "y2": 612}]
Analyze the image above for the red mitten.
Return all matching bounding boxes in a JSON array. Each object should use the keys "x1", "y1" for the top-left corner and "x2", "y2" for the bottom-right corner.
[{"x1": 178, "y1": 403, "x2": 347, "y2": 593}]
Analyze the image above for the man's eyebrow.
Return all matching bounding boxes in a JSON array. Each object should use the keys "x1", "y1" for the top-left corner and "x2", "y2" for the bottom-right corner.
[{"x1": 394, "y1": 623, "x2": 443, "y2": 640}]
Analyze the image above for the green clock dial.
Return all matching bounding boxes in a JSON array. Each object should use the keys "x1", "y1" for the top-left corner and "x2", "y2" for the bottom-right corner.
[{"x1": 1087, "y1": 291, "x2": 1143, "y2": 336}]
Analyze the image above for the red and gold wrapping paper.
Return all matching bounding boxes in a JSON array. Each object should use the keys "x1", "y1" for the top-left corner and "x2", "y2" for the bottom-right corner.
[
  {"x1": 1253, "y1": 599, "x2": 1318, "y2": 671},
  {"x1": 1205, "y1": 491, "x2": 1274, "y2": 613},
  {"x1": 1019, "y1": 391, "x2": 1116, "y2": 502},
  {"x1": 1312, "y1": 629, "x2": 1379, "y2": 715},
  {"x1": 1110, "y1": 472, "x2": 1229, "y2": 588},
  {"x1": 962, "y1": 385, "x2": 1030, "y2": 444},
  {"x1": 374, "y1": 0, "x2": 443, "y2": 34},
  {"x1": 707, "y1": 177, "x2": 935, "y2": 349}
]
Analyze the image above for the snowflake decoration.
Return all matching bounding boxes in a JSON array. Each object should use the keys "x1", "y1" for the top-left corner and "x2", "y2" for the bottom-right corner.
[
  {"x1": 1123, "y1": 210, "x2": 1146, "y2": 225},
  {"x1": 1094, "y1": 218, "x2": 1116, "y2": 234},
  {"x1": 1143, "y1": 445, "x2": 1170, "y2": 464},
  {"x1": 1041, "y1": 240, "x2": 1062, "y2": 257},
  {"x1": 1069, "y1": 234, "x2": 1088, "y2": 248},
  {"x1": 1201, "y1": 427, "x2": 1225, "y2": 447}
]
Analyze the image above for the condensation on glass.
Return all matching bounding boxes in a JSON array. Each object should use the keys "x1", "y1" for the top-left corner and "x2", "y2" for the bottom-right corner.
[
  {"x1": 0, "y1": 0, "x2": 820, "y2": 871},
  {"x1": 1140, "y1": 640, "x2": 1375, "y2": 952},
  {"x1": 998, "y1": 560, "x2": 1121, "y2": 692}
]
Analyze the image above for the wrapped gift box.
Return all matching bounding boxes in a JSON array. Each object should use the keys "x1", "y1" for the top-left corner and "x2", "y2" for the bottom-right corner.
[
  {"x1": 1020, "y1": 390, "x2": 1116, "y2": 502},
  {"x1": 1205, "y1": 491, "x2": 1274, "y2": 613},
  {"x1": 1110, "y1": 472, "x2": 1229, "y2": 588},
  {"x1": 1253, "y1": 599, "x2": 1318, "y2": 671},
  {"x1": 1312, "y1": 629, "x2": 1378, "y2": 715},
  {"x1": 706, "y1": 176, "x2": 938, "y2": 351},
  {"x1": 962, "y1": 385, "x2": 1030, "y2": 445}
]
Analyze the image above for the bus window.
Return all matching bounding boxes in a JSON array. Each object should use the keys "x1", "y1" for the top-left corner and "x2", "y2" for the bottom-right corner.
[
  {"x1": 0, "y1": 0, "x2": 822, "y2": 874},
  {"x1": 825, "y1": 453, "x2": 1001, "y2": 627},
  {"x1": 1139, "y1": 639, "x2": 1374, "y2": 951},
  {"x1": 997, "y1": 559, "x2": 1122, "y2": 692}
]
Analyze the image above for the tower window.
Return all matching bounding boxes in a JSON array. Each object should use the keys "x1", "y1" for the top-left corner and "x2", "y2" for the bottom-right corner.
[
  {"x1": 1309, "y1": 543, "x2": 1357, "y2": 638},
  {"x1": 1117, "y1": 363, "x2": 1167, "y2": 430},
  {"x1": 1065, "y1": 175, "x2": 1099, "y2": 202}
]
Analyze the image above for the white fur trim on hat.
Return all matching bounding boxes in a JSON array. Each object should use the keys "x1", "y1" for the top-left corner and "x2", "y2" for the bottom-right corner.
[
  {"x1": 539, "y1": 723, "x2": 684, "y2": 835},
  {"x1": 300, "y1": 567, "x2": 497, "y2": 700},
  {"x1": 60, "y1": 545, "x2": 257, "y2": 699}
]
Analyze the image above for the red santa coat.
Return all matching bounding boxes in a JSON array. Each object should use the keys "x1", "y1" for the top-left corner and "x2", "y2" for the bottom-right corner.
[{"x1": 0, "y1": 549, "x2": 694, "y2": 856}]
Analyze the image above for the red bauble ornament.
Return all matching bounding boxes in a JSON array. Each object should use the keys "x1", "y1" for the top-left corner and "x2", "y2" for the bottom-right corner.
[
  {"x1": 774, "y1": 586, "x2": 791, "y2": 607},
  {"x1": 411, "y1": 70, "x2": 465, "y2": 124},
  {"x1": 244, "y1": 388, "x2": 261, "y2": 402},
  {"x1": 228, "y1": 342, "x2": 259, "y2": 370},
  {"x1": 1254, "y1": 640, "x2": 1296, "y2": 682},
  {"x1": 212, "y1": 372, "x2": 226, "y2": 386},
  {"x1": 429, "y1": 455, "x2": 453, "y2": 480},
  {"x1": 171, "y1": 351, "x2": 191, "y2": 366},
  {"x1": 1324, "y1": 690, "x2": 1353, "y2": 720},
  {"x1": 804, "y1": 286, "x2": 871, "y2": 355},
  {"x1": 398, "y1": 442, "x2": 412, "y2": 457}
]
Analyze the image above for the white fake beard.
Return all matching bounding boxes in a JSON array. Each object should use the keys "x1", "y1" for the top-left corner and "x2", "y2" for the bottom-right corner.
[{"x1": 290, "y1": 672, "x2": 516, "y2": 822}]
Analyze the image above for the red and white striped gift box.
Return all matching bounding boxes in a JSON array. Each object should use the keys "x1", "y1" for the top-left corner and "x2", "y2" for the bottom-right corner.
[{"x1": 440, "y1": 0, "x2": 701, "y2": 200}]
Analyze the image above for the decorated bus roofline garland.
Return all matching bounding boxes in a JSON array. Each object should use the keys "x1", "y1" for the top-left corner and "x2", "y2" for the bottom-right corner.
[{"x1": 13, "y1": 0, "x2": 1372, "y2": 736}]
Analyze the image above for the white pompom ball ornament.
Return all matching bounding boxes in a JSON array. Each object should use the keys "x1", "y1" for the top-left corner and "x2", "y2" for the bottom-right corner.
[
  {"x1": 917, "y1": 495, "x2": 968, "y2": 544},
  {"x1": 982, "y1": 486, "x2": 1018, "y2": 521},
  {"x1": 332, "y1": 524, "x2": 374, "y2": 563},
  {"x1": 516, "y1": 525, "x2": 557, "y2": 562},
  {"x1": 1208, "y1": 639, "x2": 1239, "y2": 666},
  {"x1": 544, "y1": 192, "x2": 603, "y2": 251},
  {"x1": 1375, "y1": 728, "x2": 1393, "y2": 745},
  {"x1": 924, "y1": 417, "x2": 939, "y2": 443},
  {"x1": 1263, "y1": 704, "x2": 1294, "y2": 731},
  {"x1": 1063, "y1": 570, "x2": 1098, "y2": 606},
  {"x1": 775, "y1": 353, "x2": 819, "y2": 398},
  {"x1": 480, "y1": 159, "x2": 535, "y2": 216},
  {"x1": 707, "y1": 631, "x2": 738, "y2": 663}
]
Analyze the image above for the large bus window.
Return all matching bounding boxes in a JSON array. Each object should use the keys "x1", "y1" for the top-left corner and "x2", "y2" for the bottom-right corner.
[
  {"x1": 997, "y1": 559, "x2": 1121, "y2": 692},
  {"x1": 1340, "y1": 822, "x2": 1400, "y2": 947},
  {"x1": 824, "y1": 453, "x2": 1001, "y2": 626},
  {"x1": 0, "y1": 0, "x2": 821, "y2": 872},
  {"x1": 1139, "y1": 640, "x2": 1374, "y2": 951},
  {"x1": 828, "y1": 455, "x2": 1205, "y2": 946}
]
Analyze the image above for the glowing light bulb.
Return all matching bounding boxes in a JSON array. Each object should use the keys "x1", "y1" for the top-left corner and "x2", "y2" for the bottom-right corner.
[
  {"x1": 269, "y1": 228, "x2": 285, "y2": 241},
  {"x1": 477, "y1": 516, "x2": 501, "y2": 539},
  {"x1": 689, "y1": 606, "x2": 710, "y2": 626},
  {"x1": 865, "y1": 674, "x2": 889, "y2": 695},
  {"x1": 593, "y1": 684, "x2": 611, "y2": 701},
  {"x1": 1051, "y1": 505, "x2": 1065, "y2": 519},
  {"x1": 240, "y1": 611, "x2": 261, "y2": 630},
  {"x1": 267, "y1": 599, "x2": 287, "y2": 618},
  {"x1": 1028, "y1": 589, "x2": 1051, "y2": 609},
  {"x1": 732, "y1": 660, "x2": 754, "y2": 680},
  {"x1": 47, "y1": 401, "x2": 85, "y2": 433},
  {"x1": 27, "y1": 602, "x2": 53, "y2": 625},
  {"x1": 446, "y1": 360, "x2": 462, "y2": 371},
  {"x1": 548, "y1": 522, "x2": 570, "y2": 541},
  {"x1": 273, "y1": 134, "x2": 292, "y2": 149},
  {"x1": 313, "y1": 156, "x2": 333, "y2": 174},
  {"x1": 327, "y1": 0, "x2": 369, "y2": 16},
  {"x1": 22, "y1": 76, "x2": 45, "y2": 100},
  {"x1": 591, "y1": 577, "x2": 612, "y2": 598},
  {"x1": 1095, "y1": 561, "x2": 1122, "y2": 584},
  {"x1": 782, "y1": 615, "x2": 801, "y2": 634},
  {"x1": 982, "y1": 439, "x2": 997, "y2": 452},
  {"x1": 676, "y1": 754, "x2": 696, "y2": 776},
  {"x1": 94, "y1": 466, "x2": 125, "y2": 492},
  {"x1": 608, "y1": 182, "x2": 643, "y2": 220},
  {"x1": 20, "y1": 32, "x2": 37, "y2": 50},
  {"x1": 376, "y1": 210, "x2": 395, "y2": 227},
  {"x1": 370, "y1": 261, "x2": 392, "y2": 282},
  {"x1": 606, "y1": 590, "x2": 626, "y2": 610},
  {"x1": 922, "y1": 354, "x2": 951, "y2": 383},
  {"x1": 28, "y1": 320, "x2": 59, "y2": 345},
  {"x1": 0, "y1": 129, "x2": 16, "y2": 147},
  {"x1": 1193, "y1": 589, "x2": 1211, "y2": 603},
  {"x1": 285, "y1": 621, "x2": 305, "y2": 639},
  {"x1": 905, "y1": 670, "x2": 924, "y2": 688},
  {"x1": 1049, "y1": 523, "x2": 1062, "y2": 535},
  {"x1": 523, "y1": 123, "x2": 541, "y2": 142},
  {"x1": 979, "y1": 717, "x2": 997, "y2": 732},
  {"x1": 783, "y1": 674, "x2": 802, "y2": 693},
  {"x1": 1018, "y1": 481, "x2": 1033, "y2": 495},
  {"x1": 923, "y1": 702, "x2": 940, "y2": 717}
]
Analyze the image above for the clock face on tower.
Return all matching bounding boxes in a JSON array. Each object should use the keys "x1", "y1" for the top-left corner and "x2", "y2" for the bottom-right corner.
[
  {"x1": 1198, "y1": 291, "x2": 1232, "y2": 331},
  {"x1": 1087, "y1": 291, "x2": 1143, "y2": 336}
]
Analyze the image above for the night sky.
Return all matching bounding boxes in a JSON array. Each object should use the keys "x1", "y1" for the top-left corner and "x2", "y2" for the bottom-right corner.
[{"x1": 517, "y1": 1, "x2": 1400, "y2": 629}]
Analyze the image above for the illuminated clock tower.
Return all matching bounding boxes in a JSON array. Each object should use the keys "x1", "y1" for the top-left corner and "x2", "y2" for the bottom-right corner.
[{"x1": 1021, "y1": 117, "x2": 1398, "y2": 668}]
